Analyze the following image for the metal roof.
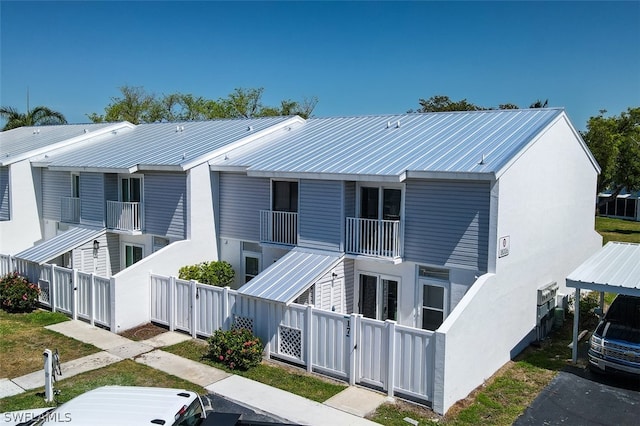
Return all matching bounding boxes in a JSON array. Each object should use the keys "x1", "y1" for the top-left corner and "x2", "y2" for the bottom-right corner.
[
  {"x1": 237, "y1": 248, "x2": 343, "y2": 304},
  {"x1": 15, "y1": 226, "x2": 105, "y2": 264},
  {"x1": 211, "y1": 109, "x2": 584, "y2": 181},
  {"x1": 43, "y1": 116, "x2": 302, "y2": 172},
  {"x1": 566, "y1": 242, "x2": 640, "y2": 297},
  {"x1": 0, "y1": 123, "x2": 129, "y2": 166}
]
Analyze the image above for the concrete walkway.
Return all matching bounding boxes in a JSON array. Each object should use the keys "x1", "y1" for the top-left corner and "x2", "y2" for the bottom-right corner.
[{"x1": 1, "y1": 320, "x2": 386, "y2": 425}]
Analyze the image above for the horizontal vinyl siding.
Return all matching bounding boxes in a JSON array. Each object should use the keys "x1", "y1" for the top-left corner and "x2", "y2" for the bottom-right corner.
[
  {"x1": 404, "y1": 180, "x2": 490, "y2": 271},
  {"x1": 299, "y1": 180, "x2": 343, "y2": 251},
  {"x1": 219, "y1": 173, "x2": 270, "y2": 241},
  {"x1": 107, "y1": 233, "x2": 120, "y2": 275},
  {"x1": 79, "y1": 172, "x2": 105, "y2": 227},
  {"x1": 104, "y1": 173, "x2": 118, "y2": 201},
  {"x1": 344, "y1": 182, "x2": 355, "y2": 218},
  {"x1": 42, "y1": 170, "x2": 71, "y2": 221},
  {"x1": 0, "y1": 166, "x2": 9, "y2": 220},
  {"x1": 144, "y1": 173, "x2": 187, "y2": 239}
]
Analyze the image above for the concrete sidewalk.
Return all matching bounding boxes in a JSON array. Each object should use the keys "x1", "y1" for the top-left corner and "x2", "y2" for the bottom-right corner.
[{"x1": 1, "y1": 320, "x2": 386, "y2": 425}]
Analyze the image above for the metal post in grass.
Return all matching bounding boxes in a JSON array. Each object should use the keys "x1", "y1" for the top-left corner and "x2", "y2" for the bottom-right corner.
[{"x1": 43, "y1": 349, "x2": 53, "y2": 402}]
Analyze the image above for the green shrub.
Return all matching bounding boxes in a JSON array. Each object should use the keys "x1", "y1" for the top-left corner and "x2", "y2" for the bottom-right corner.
[
  {"x1": 178, "y1": 261, "x2": 235, "y2": 287},
  {"x1": 0, "y1": 272, "x2": 40, "y2": 312},
  {"x1": 206, "y1": 328, "x2": 263, "y2": 370}
]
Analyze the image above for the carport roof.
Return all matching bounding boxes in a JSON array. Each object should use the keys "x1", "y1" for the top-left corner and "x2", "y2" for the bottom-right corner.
[{"x1": 566, "y1": 242, "x2": 640, "y2": 297}]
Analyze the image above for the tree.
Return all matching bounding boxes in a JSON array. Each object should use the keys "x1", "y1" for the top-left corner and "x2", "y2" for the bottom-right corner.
[
  {"x1": 0, "y1": 105, "x2": 67, "y2": 131},
  {"x1": 582, "y1": 107, "x2": 640, "y2": 204},
  {"x1": 88, "y1": 86, "x2": 318, "y2": 123},
  {"x1": 410, "y1": 95, "x2": 550, "y2": 113},
  {"x1": 414, "y1": 95, "x2": 483, "y2": 112}
]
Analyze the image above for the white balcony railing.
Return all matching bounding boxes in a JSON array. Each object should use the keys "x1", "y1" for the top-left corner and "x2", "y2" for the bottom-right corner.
[
  {"x1": 106, "y1": 201, "x2": 142, "y2": 232},
  {"x1": 60, "y1": 197, "x2": 81, "y2": 223},
  {"x1": 260, "y1": 210, "x2": 298, "y2": 245},
  {"x1": 346, "y1": 217, "x2": 401, "y2": 259}
]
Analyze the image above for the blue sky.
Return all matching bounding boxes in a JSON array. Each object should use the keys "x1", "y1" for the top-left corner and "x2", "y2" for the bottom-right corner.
[{"x1": 1, "y1": 1, "x2": 638, "y2": 130}]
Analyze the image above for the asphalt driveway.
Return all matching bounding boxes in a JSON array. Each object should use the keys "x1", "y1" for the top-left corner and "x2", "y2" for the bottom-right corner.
[{"x1": 513, "y1": 367, "x2": 640, "y2": 426}]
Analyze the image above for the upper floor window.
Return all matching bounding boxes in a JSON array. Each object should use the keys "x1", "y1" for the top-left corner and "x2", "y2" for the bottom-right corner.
[
  {"x1": 359, "y1": 186, "x2": 402, "y2": 220},
  {"x1": 72, "y1": 174, "x2": 80, "y2": 198},
  {"x1": 121, "y1": 177, "x2": 142, "y2": 202},
  {"x1": 272, "y1": 181, "x2": 298, "y2": 212}
]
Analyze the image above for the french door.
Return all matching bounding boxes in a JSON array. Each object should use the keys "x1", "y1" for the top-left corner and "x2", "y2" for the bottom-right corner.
[{"x1": 358, "y1": 274, "x2": 398, "y2": 321}]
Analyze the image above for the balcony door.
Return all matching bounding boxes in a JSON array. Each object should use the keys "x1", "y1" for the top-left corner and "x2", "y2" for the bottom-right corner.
[
  {"x1": 121, "y1": 177, "x2": 141, "y2": 203},
  {"x1": 360, "y1": 187, "x2": 401, "y2": 221},
  {"x1": 270, "y1": 181, "x2": 298, "y2": 245},
  {"x1": 358, "y1": 273, "x2": 398, "y2": 321}
]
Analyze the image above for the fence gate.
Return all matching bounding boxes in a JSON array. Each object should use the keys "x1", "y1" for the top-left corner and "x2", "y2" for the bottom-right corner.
[{"x1": 357, "y1": 317, "x2": 389, "y2": 390}]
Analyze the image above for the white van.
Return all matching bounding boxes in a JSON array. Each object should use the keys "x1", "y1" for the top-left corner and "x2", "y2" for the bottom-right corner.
[{"x1": 2, "y1": 386, "x2": 205, "y2": 426}]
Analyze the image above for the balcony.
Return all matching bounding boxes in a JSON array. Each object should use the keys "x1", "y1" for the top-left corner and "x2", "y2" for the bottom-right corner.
[
  {"x1": 346, "y1": 217, "x2": 402, "y2": 259},
  {"x1": 260, "y1": 210, "x2": 297, "y2": 246},
  {"x1": 60, "y1": 197, "x2": 81, "y2": 224},
  {"x1": 106, "y1": 201, "x2": 142, "y2": 232}
]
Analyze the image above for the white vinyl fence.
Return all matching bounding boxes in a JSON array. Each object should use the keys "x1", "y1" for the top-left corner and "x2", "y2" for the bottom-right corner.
[
  {"x1": 150, "y1": 273, "x2": 436, "y2": 404},
  {"x1": 1, "y1": 254, "x2": 111, "y2": 328}
]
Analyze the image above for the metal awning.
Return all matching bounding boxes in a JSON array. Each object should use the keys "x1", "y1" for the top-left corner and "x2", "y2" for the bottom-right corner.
[
  {"x1": 15, "y1": 226, "x2": 106, "y2": 265},
  {"x1": 566, "y1": 241, "x2": 640, "y2": 363},
  {"x1": 237, "y1": 248, "x2": 343, "y2": 304},
  {"x1": 566, "y1": 241, "x2": 640, "y2": 297}
]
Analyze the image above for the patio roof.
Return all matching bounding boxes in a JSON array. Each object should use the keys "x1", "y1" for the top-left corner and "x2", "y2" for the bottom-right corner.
[
  {"x1": 237, "y1": 248, "x2": 343, "y2": 304},
  {"x1": 14, "y1": 226, "x2": 106, "y2": 265},
  {"x1": 566, "y1": 241, "x2": 640, "y2": 297}
]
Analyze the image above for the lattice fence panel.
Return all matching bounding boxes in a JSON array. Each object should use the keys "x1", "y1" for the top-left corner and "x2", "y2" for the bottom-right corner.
[
  {"x1": 233, "y1": 315, "x2": 254, "y2": 334},
  {"x1": 279, "y1": 325, "x2": 302, "y2": 360}
]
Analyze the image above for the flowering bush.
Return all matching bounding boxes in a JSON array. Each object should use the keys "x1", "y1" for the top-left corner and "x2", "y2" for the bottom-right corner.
[
  {"x1": 0, "y1": 272, "x2": 40, "y2": 312},
  {"x1": 206, "y1": 328, "x2": 263, "y2": 370}
]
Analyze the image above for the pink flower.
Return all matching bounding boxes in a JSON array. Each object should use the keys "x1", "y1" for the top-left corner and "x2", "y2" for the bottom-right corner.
[
  {"x1": 218, "y1": 355, "x2": 224, "y2": 361},
  {"x1": 22, "y1": 294, "x2": 28, "y2": 300}
]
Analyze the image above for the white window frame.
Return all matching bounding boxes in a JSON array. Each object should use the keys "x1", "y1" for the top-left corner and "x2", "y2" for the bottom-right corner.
[
  {"x1": 355, "y1": 183, "x2": 404, "y2": 220},
  {"x1": 71, "y1": 173, "x2": 80, "y2": 198},
  {"x1": 122, "y1": 242, "x2": 144, "y2": 269},
  {"x1": 242, "y1": 251, "x2": 262, "y2": 283},
  {"x1": 418, "y1": 277, "x2": 449, "y2": 331},
  {"x1": 270, "y1": 178, "x2": 299, "y2": 213},
  {"x1": 118, "y1": 175, "x2": 144, "y2": 203},
  {"x1": 356, "y1": 271, "x2": 401, "y2": 321}
]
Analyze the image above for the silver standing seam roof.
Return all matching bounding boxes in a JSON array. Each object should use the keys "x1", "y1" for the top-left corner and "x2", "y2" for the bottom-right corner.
[
  {"x1": 211, "y1": 108, "x2": 594, "y2": 181},
  {"x1": 14, "y1": 226, "x2": 106, "y2": 265},
  {"x1": 566, "y1": 242, "x2": 640, "y2": 297},
  {"x1": 42, "y1": 116, "x2": 302, "y2": 172},
  {"x1": 0, "y1": 123, "x2": 130, "y2": 166},
  {"x1": 238, "y1": 248, "x2": 343, "y2": 304}
]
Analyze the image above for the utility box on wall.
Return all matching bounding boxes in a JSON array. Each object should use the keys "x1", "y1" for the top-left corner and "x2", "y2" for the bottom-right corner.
[{"x1": 536, "y1": 281, "x2": 559, "y2": 340}]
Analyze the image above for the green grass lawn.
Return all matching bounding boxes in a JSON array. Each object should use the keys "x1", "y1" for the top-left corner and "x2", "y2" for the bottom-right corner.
[
  {"x1": 0, "y1": 360, "x2": 204, "y2": 413},
  {"x1": 163, "y1": 339, "x2": 346, "y2": 403},
  {"x1": 595, "y1": 216, "x2": 640, "y2": 244},
  {"x1": 0, "y1": 310, "x2": 100, "y2": 378}
]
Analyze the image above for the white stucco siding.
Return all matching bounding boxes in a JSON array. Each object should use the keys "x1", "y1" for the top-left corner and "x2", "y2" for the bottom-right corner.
[
  {"x1": 0, "y1": 161, "x2": 44, "y2": 254},
  {"x1": 433, "y1": 115, "x2": 602, "y2": 414},
  {"x1": 111, "y1": 163, "x2": 219, "y2": 331}
]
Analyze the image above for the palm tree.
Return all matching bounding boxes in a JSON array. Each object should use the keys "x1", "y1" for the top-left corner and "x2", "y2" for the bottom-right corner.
[{"x1": 0, "y1": 106, "x2": 67, "y2": 131}]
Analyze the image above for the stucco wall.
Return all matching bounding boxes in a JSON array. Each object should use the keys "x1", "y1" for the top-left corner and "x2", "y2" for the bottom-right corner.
[
  {"x1": 0, "y1": 161, "x2": 44, "y2": 254},
  {"x1": 111, "y1": 163, "x2": 218, "y2": 331},
  {"x1": 433, "y1": 114, "x2": 602, "y2": 414}
]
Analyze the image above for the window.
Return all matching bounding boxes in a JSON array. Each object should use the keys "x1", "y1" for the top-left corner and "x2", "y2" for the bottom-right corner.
[
  {"x1": 124, "y1": 243, "x2": 143, "y2": 267},
  {"x1": 422, "y1": 284, "x2": 445, "y2": 330},
  {"x1": 359, "y1": 186, "x2": 402, "y2": 220},
  {"x1": 72, "y1": 174, "x2": 80, "y2": 198},
  {"x1": 358, "y1": 273, "x2": 398, "y2": 321},
  {"x1": 242, "y1": 242, "x2": 262, "y2": 283},
  {"x1": 272, "y1": 181, "x2": 298, "y2": 212},
  {"x1": 244, "y1": 255, "x2": 260, "y2": 283},
  {"x1": 153, "y1": 236, "x2": 170, "y2": 253},
  {"x1": 121, "y1": 176, "x2": 142, "y2": 202},
  {"x1": 419, "y1": 265, "x2": 449, "y2": 330}
]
